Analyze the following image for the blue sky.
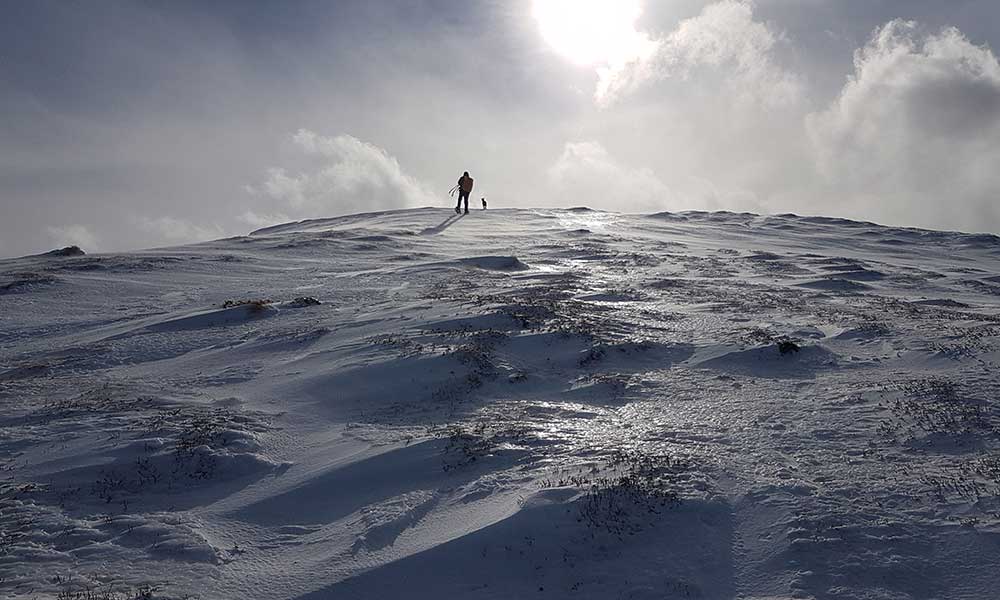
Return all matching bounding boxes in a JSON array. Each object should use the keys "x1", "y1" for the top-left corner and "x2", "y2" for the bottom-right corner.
[{"x1": 3, "y1": 0, "x2": 1000, "y2": 256}]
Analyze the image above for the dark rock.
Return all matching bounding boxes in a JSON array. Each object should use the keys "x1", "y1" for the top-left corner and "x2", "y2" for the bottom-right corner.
[
  {"x1": 43, "y1": 246, "x2": 86, "y2": 257},
  {"x1": 778, "y1": 340, "x2": 801, "y2": 355}
]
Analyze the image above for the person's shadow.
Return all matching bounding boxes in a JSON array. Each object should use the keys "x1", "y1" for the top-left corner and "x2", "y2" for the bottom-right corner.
[{"x1": 419, "y1": 212, "x2": 464, "y2": 236}]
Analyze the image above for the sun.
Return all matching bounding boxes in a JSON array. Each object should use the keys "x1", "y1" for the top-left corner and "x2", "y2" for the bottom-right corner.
[{"x1": 532, "y1": 0, "x2": 654, "y2": 67}]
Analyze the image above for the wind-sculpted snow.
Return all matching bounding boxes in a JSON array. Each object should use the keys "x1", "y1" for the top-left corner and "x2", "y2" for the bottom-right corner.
[
  {"x1": 2, "y1": 207, "x2": 1000, "y2": 598},
  {"x1": 0, "y1": 272, "x2": 60, "y2": 295}
]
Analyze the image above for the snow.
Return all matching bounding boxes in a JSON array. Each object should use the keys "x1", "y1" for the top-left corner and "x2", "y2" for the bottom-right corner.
[{"x1": 2, "y1": 206, "x2": 1000, "y2": 599}]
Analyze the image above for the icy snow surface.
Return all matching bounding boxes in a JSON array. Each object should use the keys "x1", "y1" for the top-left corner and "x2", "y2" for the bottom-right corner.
[{"x1": 2, "y1": 207, "x2": 1000, "y2": 599}]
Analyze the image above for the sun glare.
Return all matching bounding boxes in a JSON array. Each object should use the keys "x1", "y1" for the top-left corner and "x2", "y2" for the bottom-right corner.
[{"x1": 532, "y1": 0, "x2": 653, "y2": 67}]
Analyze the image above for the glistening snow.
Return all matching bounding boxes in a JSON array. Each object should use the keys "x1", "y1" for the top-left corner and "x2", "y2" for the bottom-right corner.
[{"x1": 2, "y1": 207, "x2": 1000, "y2": 599}]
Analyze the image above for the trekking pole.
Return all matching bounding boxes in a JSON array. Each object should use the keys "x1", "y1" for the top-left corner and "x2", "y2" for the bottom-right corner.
[{"x1": 448, "y1": 185, "x2": 460, "y2": 197}]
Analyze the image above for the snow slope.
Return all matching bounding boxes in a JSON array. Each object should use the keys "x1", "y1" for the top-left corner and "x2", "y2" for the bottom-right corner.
[{"x1": 2, "y1": 207, "x2": 1000, "y2": 599}]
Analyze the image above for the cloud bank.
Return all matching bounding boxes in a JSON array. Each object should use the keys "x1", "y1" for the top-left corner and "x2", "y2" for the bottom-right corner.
[
  {"x1": 573, "y1": 3, "x2": 1000, "y2": 233},
  {"x1": 597, "y1": 0, "x2": 800, "y2": 107},
  {"x1": 245, "y1": 129, "x2": 436, "y2": 226},
  {"x1": 807, "y1": 20, "x2": 1000, "y2": 232}
]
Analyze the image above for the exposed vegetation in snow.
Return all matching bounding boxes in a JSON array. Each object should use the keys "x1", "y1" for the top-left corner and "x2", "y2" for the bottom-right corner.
[{"x1": 2, "y1": 207, "x2": 1000, "y2": 598}]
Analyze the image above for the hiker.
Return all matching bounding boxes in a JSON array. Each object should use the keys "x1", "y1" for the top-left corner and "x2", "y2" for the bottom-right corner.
[
  {"x1": 455, "y1": 171, "x2": 474, "y2": 214},
  {"x1": 481, "y1": 198, "x2": 487, "y2": 210}
]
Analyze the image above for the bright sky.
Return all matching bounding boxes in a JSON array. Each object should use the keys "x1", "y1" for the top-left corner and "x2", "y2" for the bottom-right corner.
[{"x1": 3, "y1": 0, "x2": 1000, "y2": 256}]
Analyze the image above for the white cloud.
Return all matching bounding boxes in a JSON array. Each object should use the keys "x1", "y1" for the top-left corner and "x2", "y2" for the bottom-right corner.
[
  {"x1": 248, "y1": 130, "x2": 437, "y2": 220},
  {"x1": 45, "y1": 224, "x2": 99, "y2": 251},
  {"x1": 597, "y1": 1, "x2": 800, "y2": 107},
  {"x1": 807, "y1": 20, "x2": 1000, "y2": 231},
  {"x1": 133, "y1": 216, "x2": 228, "y2": 244},
  {"x1": 547, "y1": 141, "x2": 676, "y2": 211}
]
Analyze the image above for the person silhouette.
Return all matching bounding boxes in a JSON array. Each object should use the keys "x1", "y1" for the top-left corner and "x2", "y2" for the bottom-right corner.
[
  {"x1": 481, "y1": 197, "x2": 487, "y2": 210},
  {"x1": 455, "y1": 171, "x2": 473, "y2": 214}
]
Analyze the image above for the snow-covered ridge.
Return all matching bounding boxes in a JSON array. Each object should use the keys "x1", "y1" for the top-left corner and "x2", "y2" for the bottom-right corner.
[
  {"x1": 2, "y1": 207, "x2": 1000, "y2": 599},
  {"x1": 249, "y1": 206, "x2": 1000, "y2": 246}
]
